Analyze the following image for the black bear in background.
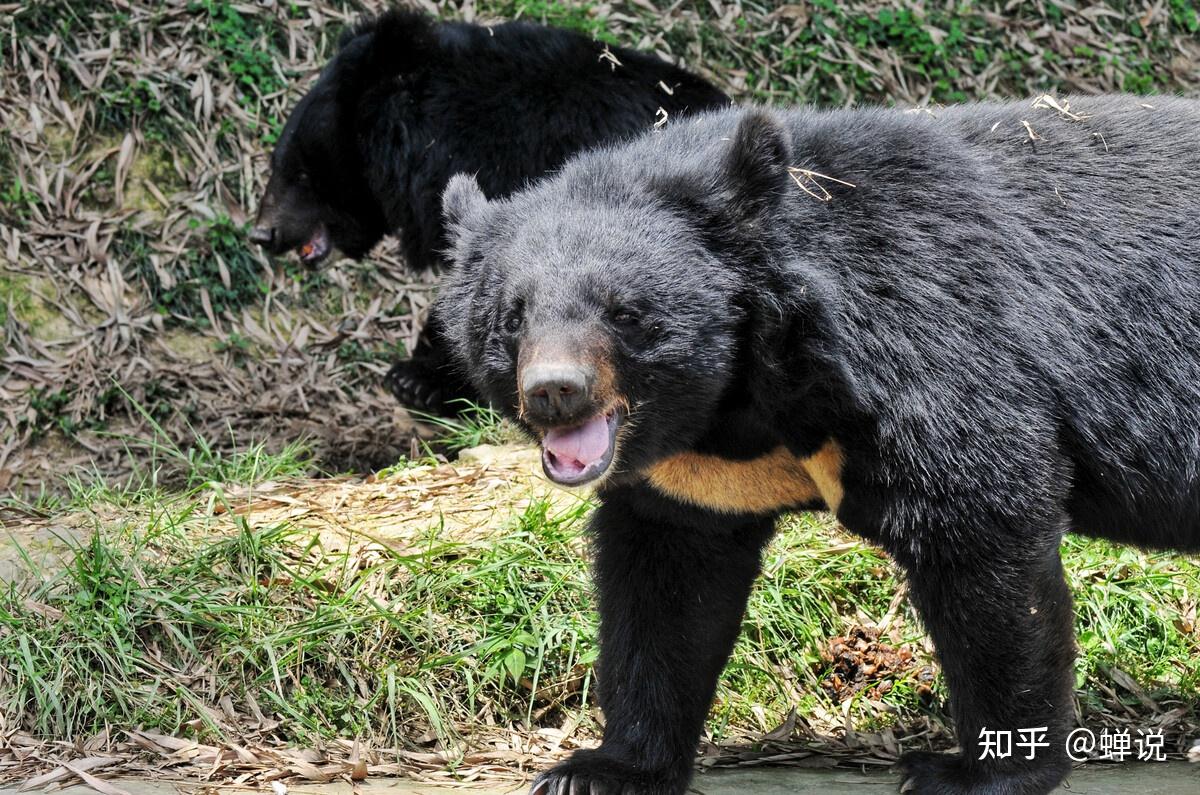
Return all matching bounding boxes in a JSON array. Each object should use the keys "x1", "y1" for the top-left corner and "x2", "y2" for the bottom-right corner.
[
  {"x1": 434, "y1": 96, "x2": 1200, "y2": 795},
  {"x1": 248, "y1": 8, "x2": 729, "y2": 413}
]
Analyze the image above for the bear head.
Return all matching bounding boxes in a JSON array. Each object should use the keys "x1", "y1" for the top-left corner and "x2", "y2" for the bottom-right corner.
[
  {"x1": 249, "y1": 12, "x2": 431, "y2": 264},
  {"x1": 435, "y1": 111, "x2": 829, "y2": 487}
]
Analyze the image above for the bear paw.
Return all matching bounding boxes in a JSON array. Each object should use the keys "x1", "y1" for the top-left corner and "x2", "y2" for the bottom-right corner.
[
  {"x1": 896, "y1": 751, "x2": 1067, "y2": 795},
  {"x1": 384, "y1": 359, "x2": 450, "y2": 415},
  {"x1": 530, "y1": 750, "x2": 687, "y2": 795}
]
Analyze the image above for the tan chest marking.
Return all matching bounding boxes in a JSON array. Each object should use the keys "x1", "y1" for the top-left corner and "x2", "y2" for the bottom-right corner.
[{"x1": 645, "y1": 441, "x2": 844, "y2": 515}]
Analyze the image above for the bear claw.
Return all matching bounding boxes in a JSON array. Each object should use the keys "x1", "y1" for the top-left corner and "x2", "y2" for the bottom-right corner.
[
  {"x1": 529, "y1": 751, "x2": 685, "y2": 795},
  {"x1": 385, "y1": 360, "x2": 447, "y2": 414}
]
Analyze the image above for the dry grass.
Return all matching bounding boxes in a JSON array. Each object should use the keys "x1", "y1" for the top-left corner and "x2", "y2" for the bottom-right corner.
[
  {"x1": 2, "y1": 1, "x2": 1198, "y2": 497},
  {"x1": 1, "y1": 1, "x2": 433, "y2": 496}
]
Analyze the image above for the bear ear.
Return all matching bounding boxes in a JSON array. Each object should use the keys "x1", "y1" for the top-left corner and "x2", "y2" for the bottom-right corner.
[
  {"x1": 366, "y1": 9, "x2": 438, "y2": 75},
  {"x1": 442, "y1": 174, "x2": 489, "y2": 237},
  {"x1": 334, "y1": 10, "x2": 437, "y2": 109},
  {"x1": 719, "y1": 111, "x2": 792, "y2": 223}
]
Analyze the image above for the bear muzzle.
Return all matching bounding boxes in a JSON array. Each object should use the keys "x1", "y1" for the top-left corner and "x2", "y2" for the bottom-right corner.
[
  {"x1": 250, "y1": 184, "x2": 333, "y2": 264},
  {"x1": 518, "y1": 356, "x2": 626, "y2": 486}
]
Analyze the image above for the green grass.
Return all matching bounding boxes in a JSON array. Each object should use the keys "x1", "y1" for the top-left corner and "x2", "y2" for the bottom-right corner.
[
  {"x1": 0, "y1": 177, "x2": 38, "y2": 222},
  {"x1": 93, "y1": 77, "x2": 180, "y2": 141},
  {"x1": 482, "y1": 1, "x2": 617, "y2": 42},
  {"x1": 410, "y1": 401, "x2": 524, "y2": 454},
  {"x1": 185, "y1": 0, "x2": 351, "y2": 143},
  {"x1": 0, "y1": 273, "x2": 33, "y2": 329},
  {"x1": 93, "y1": 432, "x2": 316, "y2": 496},
  {"x1": 1070, "y1": 539, "x2": 1200, "y2": 694},
  {"x1": 2, "y1": 444, "x2": 1196, "y2": 750},
  {"x1": 108, "y1": 387, "x2": 318, "y2": 492},
  {"x1": 189, "y1": 1, "x2": 288, "y2": 103},
  {"x1": 0, "y1": 488, "x2": 597, "y2": 748}
]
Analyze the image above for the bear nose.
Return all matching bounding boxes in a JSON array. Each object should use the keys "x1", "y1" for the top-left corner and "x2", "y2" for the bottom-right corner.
[
  {"x1": 522, "y1": 363, "x2": 593, "y2": 421},
  {"x1": 248, "y1": 226, "x2": 275, "y2": 247}
]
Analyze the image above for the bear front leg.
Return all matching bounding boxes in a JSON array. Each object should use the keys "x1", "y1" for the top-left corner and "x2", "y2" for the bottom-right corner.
[
  {"x1": 532, "y1": 486, "x2": 775, "y2": 795},
  {"x1": 385, "y1": 305, "x2": 480, "y2": 415},
  {"x1": 895, "y1": 539, "x2": 1076, "y2": 795}
]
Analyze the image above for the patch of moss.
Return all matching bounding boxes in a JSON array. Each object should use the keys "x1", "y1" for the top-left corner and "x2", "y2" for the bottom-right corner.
[
  {"x1": 161, "y1": 328, "x2": 217, "y2": 362},
  {"x1": 123, "y1": 145, "x2": 192, "y2": 213},
  {"x1": 0, "y1": 274, "x2": 75, "y2": 341},
  {"x1": 74, "y1": 136, "x2": 191, "y2": 214},
  {"x1": 0, "y1": 274, "x2": 30, "y2": 327}
]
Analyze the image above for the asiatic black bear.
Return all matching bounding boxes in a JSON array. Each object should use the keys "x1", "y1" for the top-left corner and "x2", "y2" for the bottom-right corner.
[
  {"x1": 248, "y1": 9, "x2": 728, "y2": 413},
  {"x1": 434, "y1": 96, "x2": 1200, "y2": 794}
]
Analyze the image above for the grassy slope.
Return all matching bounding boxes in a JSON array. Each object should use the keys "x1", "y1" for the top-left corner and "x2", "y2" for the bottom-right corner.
[{"x1": 2, "y1": 431, "x2": 1197, "y2": 769}]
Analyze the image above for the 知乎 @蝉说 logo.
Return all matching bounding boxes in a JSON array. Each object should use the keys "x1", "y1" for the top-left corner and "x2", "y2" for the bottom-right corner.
[{"x1": 977, "y1": 727, "x2": 1168, "y2": 762}]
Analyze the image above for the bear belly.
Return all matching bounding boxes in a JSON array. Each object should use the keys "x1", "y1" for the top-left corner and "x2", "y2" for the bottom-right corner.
[{"x1": 645, "y1": 441, "x2": 844, "y2": 515}]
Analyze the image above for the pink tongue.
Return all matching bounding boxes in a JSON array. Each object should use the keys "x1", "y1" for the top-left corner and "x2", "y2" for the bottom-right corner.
[
  {"x1": 543, "y1": 414, "x2": 610, "y2": 470},
  {"x1": 302, "y1": 227, "x2": 329, "y2": 260}
]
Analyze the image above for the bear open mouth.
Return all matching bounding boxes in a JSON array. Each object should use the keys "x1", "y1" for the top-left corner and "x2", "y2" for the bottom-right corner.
[
  {"x1": 298, "y1": 225, "x2": 331, "y2": 264},
  {"x1": 540, "y1": 407, "x2": 623, "y2": 486}
]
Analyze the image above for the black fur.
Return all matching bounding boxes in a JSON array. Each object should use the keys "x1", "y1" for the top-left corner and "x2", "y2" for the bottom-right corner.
[
  {"x1": 250, "y1": 8, "x2": 729, "y2": 413},
  {"x1": 436, "y1": 96, "x2": 1200, "y2": 795}
]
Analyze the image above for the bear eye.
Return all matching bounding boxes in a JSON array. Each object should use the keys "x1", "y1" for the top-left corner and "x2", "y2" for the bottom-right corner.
[
  {"x1": 503, "y1": 307, "x2": 524, "y2": 334},
  {"x1": 611, "y1": 308, "x2": 640, "y2": 326}
]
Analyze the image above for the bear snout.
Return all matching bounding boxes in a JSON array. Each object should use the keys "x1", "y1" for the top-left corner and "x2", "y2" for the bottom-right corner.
[
  {"x1": 249, "y1": 197, "x2": 293, "y2": 256},
  {"x1": 247, "y1": 225, "x2": 276, "y2": 247},
  {"x1": 521, "y1": 362, "x2": 596, "y2": 424}
]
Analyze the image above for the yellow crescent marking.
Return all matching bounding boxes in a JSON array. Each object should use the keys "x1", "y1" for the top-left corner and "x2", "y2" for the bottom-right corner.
[{"x1": 645, "y1": 441, "x2": 844, "y2": 515}]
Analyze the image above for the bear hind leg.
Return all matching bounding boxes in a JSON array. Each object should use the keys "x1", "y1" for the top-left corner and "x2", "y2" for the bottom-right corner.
[{"x1": 895, "y1": 535, "x2": 1076, "y2": 795}]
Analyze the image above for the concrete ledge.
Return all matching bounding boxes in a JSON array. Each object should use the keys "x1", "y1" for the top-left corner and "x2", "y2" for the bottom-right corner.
[{"x1": 4, "y1": 763, "x2": 1197, "y2": 795}]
